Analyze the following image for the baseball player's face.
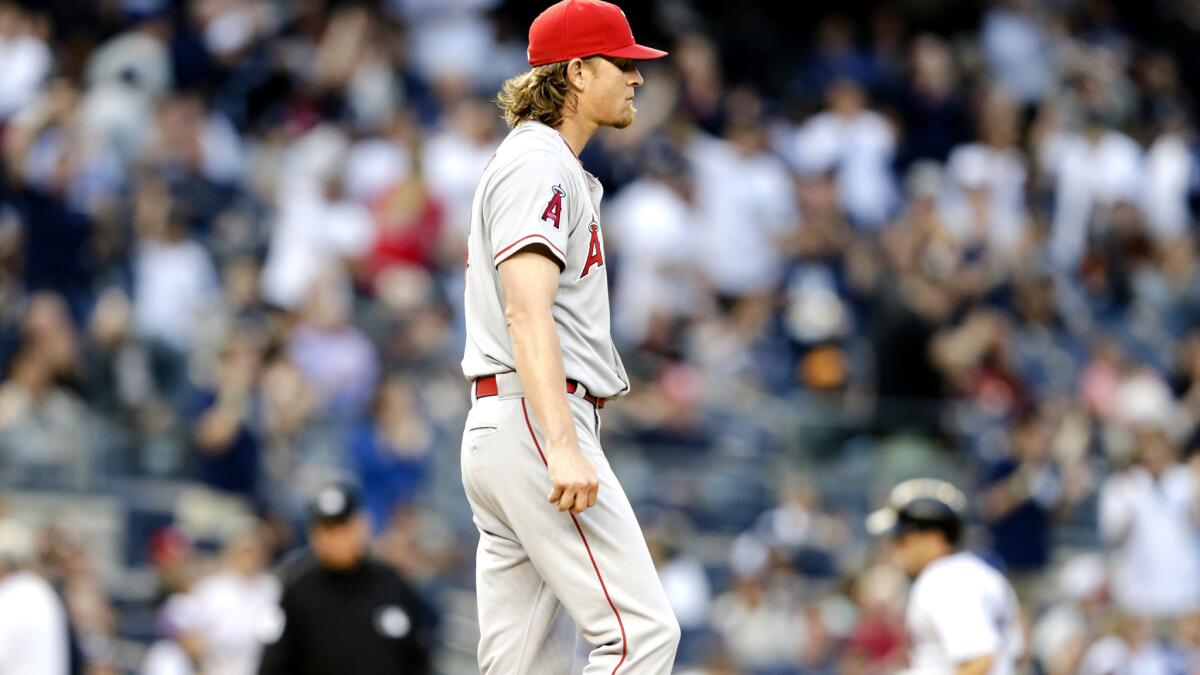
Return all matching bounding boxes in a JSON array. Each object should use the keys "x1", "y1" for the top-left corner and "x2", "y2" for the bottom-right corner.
[
  {"x1": 583, "y1": 56, "x2": 644, "y2": 129},
  {"x1": 890, "y1": 530, "x2": 941, "y2": 577}
]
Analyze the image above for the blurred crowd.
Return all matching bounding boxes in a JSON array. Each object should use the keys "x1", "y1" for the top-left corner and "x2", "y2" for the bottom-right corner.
[{"x1": 5, "y1": 0, "x2": 1200, "y2": 672}]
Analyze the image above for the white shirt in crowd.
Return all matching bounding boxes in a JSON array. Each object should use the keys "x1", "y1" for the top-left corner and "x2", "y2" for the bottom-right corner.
[
  {"x1": 180, "y1": 571, "x2": 280, "y2": 675},
  {"x1": 261, "y1": 126, "x2": 376, "y2": 310},
  {"x1": 1140, "y1": 132, "x2": 1194, "y2": 242},
  {"x1": 133, "y1": 237, "x2": 221, "y2": 351},
  {"x1": 711, "y1": 585, "x2": 805, "y2": 670},
  {"x1": 689, "y1": 134, "x2": 799, "y2": 296},
  {"x1": 980, "y1": 6, "x2": 1054, "y2": 105},
  {"x1": 658, "y1": 554, "x2": 713, "y2": 631},
  {"x1": 0, "y1": 571, "x2": 69, "y2": 675},
  {"x1": 606, "y1": 177, "x2": 701, "y2": 345},
  {"x1": 343, "y1": 137, "x2": 410, "y2": 204},
  {"x1": 1099, "y1": 464, "x2": 1200, "y2": 618},
  {"x1": 906, "y1": 552, "x2": 1023, "y2": 675},
  {"x1": 1078, "y1": 635, "x2": 1172, "y2": 675},
  {"x1": 423, "y1": 127, "x2": 498, "y2": 239},
  {"x1": 261, "y1": 179, "x2": 375, "y2": 310},
  {"x1": 783, "y1": 109, "x2": 898, "y2": 228},
  {"x1": 1040, "y1": 129, "x2": 1142, "y2": 267},
  {"x1": 140, "y1": 640, "x2": 195, "y2": 675},
  {"x1": 0, "y1": 29, "x2": 50, "y2": 120},
  {"x1": 394, "y1": 0, "x2": 506, "y2": 87},
  {"x1": 944, "y1": 142, "x2": 1029, "y2": 253}
]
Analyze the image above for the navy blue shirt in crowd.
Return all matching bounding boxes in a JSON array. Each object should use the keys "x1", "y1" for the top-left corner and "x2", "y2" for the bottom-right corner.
[
  {"x1": 189, "y1": 391, "x2": 260, "y2": 499},
  {"x1": 982, "y1": 459, "x2": 1053, "y2": 573}
]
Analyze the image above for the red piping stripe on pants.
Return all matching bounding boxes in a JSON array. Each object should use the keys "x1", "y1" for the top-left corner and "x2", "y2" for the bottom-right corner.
[{"x1": 521, "y1": 398, "x2": 628, "y2": 675}]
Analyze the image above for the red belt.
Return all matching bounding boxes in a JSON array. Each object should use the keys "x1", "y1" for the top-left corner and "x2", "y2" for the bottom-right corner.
[{"x1": 474, "y1": 375, "x2": 606, "y2": 409}]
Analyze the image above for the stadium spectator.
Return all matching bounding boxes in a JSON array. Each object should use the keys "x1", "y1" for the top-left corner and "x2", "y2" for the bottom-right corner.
[
  {"x1": 644, "y1": 515, "x2": 713, "y2": 654},
  {"x1": 782, "y1": 77, "x2": 897, "y2": 228},
  {"x1": 359, "y1": 151, "x2": 445, "y2": 281},
  {"x1": 287, "y1": 273, "x2": 380, "y2": 418},
  {"x1": 349, "y1": 375, "x2": 434, "y2": 530},
  {"x1": 1140, "y1": 102, "x2": 1194, "y2": 243},
  {"x1": 0, "y1": 2, "x2": 51, "y2": 122},
  {"x1": 421, "y1": 97, "x2": 504, "y2": 244},
  {"x1": 189, "y1": 327, "x2": 265, "y2": 499},
  {"x1": 692, "y1": 114, "x2": 799, "y2": 298},
  {"x1": 176, "y1": 517, "x2": 278, "y2": 675},
  {"x1": 606, "y1": 140, "x2": 703, "y2": 346},
  {"x1": 980, "y1": 410, "x2": 1082, "y2": 588},
  {"x1": 1077, "y1": 614, "x2": 1173, "y2": 675},
  {"x1": 259, "y1": 127, "x2": 374, "y2": 311},
  {"x1": 0, "y1": 518, "x2": 69, "y2": 675},
  {"x1": 1029, "y1": 553, "x2": 1107, "y2": 675},
  {"x1": 1037, "y1": 108, "x2": 1143, "y2": 268},
  {"x1": 1099, "y1": 426, "x2": 1200, "y2": 619},
  {"x1": 0, "y1": 347, "x2": 92, "y2": 483},
  {"x1": 711, "y1": 571, "x2": 805, "y2": 672},
  {"x1": 673, "y1": 33, "x2": 725, "y2": 136},
  {"x1": 980, "y1": 0, "x2": 1055, "y2": 105},
  {"x1": 841, "y1": 564, "x2": 908, "y2": 675},
  {"x1": 895, "y1": 34, "x2": 969, "y2": 169},
  {"x1": 943, "y1": 89, "x2": 1030, "y2": 256},
  {"x1": 140, "y1": 594, "x2": 200, "y2": 675},
  {"x1": 132, "y1": 184, "x2": 222, "y2": 360}
]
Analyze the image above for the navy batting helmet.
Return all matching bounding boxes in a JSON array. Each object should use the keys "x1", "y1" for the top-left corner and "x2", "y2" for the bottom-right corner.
[{"x1": 866, "y1": 478, "x2": 967, "y2": 545}]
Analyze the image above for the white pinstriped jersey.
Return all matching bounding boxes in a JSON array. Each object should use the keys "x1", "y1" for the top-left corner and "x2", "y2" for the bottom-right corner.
[
  {"x1": 461, "y1": 120, "x2": 629, "y2": 399},
  {"x1": 906, "y1": 552, "x2": 1023, "y2": 675}
]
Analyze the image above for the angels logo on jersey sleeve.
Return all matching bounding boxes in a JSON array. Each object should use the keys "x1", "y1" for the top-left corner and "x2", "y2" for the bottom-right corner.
[{"x1": 540, "y1": 185, "x2": 566, "y2": 229}]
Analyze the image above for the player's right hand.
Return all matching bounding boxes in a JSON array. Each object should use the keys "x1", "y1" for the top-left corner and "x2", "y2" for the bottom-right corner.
[{"x1": 546, "y1": 448, "x2": 599, "y2": 515}]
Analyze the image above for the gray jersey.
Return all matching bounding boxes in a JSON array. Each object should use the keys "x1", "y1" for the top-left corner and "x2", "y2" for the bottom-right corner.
[{"x1": 461, "y1": 120, "x2": 629, "y2": 399}]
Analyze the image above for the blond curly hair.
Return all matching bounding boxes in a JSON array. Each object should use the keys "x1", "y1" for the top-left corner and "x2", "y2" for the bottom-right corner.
[{"x1": 495, "y1": 61, "x2": 574, "y2": 129}]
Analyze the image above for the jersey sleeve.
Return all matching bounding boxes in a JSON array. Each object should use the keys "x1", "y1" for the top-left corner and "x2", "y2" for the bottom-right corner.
[
  {"x1": 484, "y1": 150, "x2": 571, "y2": 269},
  {"x1": 921, "y1": 576, "x2": 1002, "y2": 664}
]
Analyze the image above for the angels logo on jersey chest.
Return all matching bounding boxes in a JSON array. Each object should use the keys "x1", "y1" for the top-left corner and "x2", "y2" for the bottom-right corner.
[{"x1": 579, "y1": 218, "x2": 605, "y2": 279}]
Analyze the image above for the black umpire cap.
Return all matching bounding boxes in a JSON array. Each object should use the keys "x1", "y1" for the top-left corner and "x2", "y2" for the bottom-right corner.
[
  {"x1": 866, "y1": 478, "x2": 967, "y2": 545},
  {"x1": 308, "y1": 483, "x2": 362, "y2": 525}
]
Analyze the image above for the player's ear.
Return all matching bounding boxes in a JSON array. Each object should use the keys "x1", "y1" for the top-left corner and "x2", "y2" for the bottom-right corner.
[{"x1": 566, "y1": 57, "x2": 588, "y2": 92}]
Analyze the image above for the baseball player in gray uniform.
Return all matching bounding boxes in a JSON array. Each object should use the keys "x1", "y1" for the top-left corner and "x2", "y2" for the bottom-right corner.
[
  {"x1": 868, "y1": 479, "x2": 1024, "y2": 675},
  {"x1": 459, "y1": 1, "x2": 679, "y2": 673}
]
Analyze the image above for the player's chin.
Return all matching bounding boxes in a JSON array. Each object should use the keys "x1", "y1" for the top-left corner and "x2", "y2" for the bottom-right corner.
[{"x1": 609, "y1": 107, "x2": 636, "y2": 130}]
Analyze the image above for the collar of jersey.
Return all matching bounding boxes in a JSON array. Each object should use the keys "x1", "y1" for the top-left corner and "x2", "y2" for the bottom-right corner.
[{"x1": 523, "y1": 120, "x2": 590, "y2": 171}]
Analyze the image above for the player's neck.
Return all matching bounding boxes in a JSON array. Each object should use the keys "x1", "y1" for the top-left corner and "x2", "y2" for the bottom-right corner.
[
  {"x1": 921, "y1": 545, "x2": 956, "y2": 571},
  {"x1": 555, "y1": 115, "x2": 599, "y2": 158}
]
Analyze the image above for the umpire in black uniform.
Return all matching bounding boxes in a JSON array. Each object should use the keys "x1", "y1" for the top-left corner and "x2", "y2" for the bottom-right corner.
[{"x1": 258, "y1": 483, "x2": 434, "y2": 674}]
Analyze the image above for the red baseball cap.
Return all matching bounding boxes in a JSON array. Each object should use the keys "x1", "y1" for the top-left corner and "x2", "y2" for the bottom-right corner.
[{"x1": 527, "y1": 0, "x2": 669, "y2": 67}]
